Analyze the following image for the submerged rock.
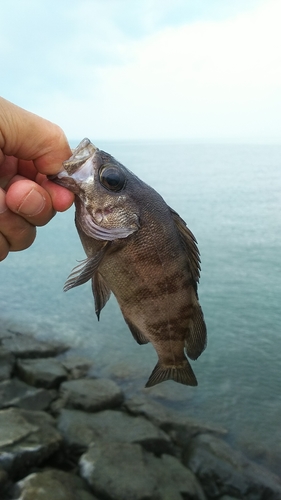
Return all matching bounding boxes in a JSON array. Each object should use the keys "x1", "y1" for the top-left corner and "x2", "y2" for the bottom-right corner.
[
  {"x1": 61, "y1": 356, "x2": 93, "y2": 379},
  {"x1": 125, "y1": 394, "x2": 227, "y2": 446},
  {"x1": 10, "y1": 469, "x2": 98, "y2": 500},
  {"x1": 0, "y1": 408, "x2": 62, "y2": 476},
  {"x1": 0, "y1": 377, "x2": 54, "y2": 411},
  {"x1": 1, "y1": 333, "x2": 68, "y2": 359},
  {"x1": 0, "y1": 348, "x2": 15, "y2": 381},
  {"x1": 183, "y1": 433, "x2": 281, "y2": 500},
  {"x1": 58, "y1": 378, "x2": 124, "y2": 412},
  {"x1": 16, "y1": 357, "x2": 68, "y2": 389}
]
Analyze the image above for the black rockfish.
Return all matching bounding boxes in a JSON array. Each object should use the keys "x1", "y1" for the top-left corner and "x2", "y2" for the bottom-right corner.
[{"x1": 51, "y1": 139, "x2": 207, "y2": 387}]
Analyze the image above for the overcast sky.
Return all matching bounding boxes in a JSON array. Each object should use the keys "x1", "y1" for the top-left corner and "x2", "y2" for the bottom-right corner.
[{"x1": 2, "y1": 0, "x2": 281, "y2": 142}]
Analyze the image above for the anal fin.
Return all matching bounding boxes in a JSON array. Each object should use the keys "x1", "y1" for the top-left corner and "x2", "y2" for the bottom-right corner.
[{"x1": 125, "y1": 318, "x2": 149, "y2": 345}]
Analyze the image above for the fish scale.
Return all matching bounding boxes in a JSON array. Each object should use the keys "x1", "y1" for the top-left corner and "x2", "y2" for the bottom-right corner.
[{"x1": 50, "y1": 138, "x2": 207, "y2": 388}]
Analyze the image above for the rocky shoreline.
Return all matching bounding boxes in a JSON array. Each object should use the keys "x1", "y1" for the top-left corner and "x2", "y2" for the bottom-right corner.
[{"x1": 0, "y1": 327, "x2": 281, "y2": 500}]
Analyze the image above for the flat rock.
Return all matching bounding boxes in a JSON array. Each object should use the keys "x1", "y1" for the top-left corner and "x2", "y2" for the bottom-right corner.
[
  {"x1": 16, "y1": 358, "x2": 68, "y2": 389},
  {"x1": 0, "y1": 408, "x2": 62, "y2": 476},
  {"x1": 58, "y1": 378, "x2": 124, "y2": 412},
  {"x1": 0, "y1": 377, "x2": 54, "y2": 411},
  {"x1": 146, "y1": 453, "x2": 206, "y2": 500},
  {"x1": 1, "y1": 333, "x2": 68, "y2": 359},
  {"x1": 57, "y1": 408, "x2": 173, "y2": 455},
  {"x1": 80, "y1": 442, "x2": 159, "y2": 500},
  {"x1": 184, "y1": 433, "x2": 281, "y2": 500},
  {"x1": 61, "y1": 356, "x2": 93, "y2": 379},
  {"x1": 10, "y1": 469, "x2": 98, "y2": 500},
  {"x1": 0, "y1": 347, "x2": 15, "y2": 381},
  {"x1": 125, "y1": 395, "x2": 227, "y2": 447}
]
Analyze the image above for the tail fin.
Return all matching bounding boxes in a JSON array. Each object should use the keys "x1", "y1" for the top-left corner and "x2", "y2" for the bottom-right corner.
[{"x1": 145, "y1": 360, "x2": 198, "y2": 388}]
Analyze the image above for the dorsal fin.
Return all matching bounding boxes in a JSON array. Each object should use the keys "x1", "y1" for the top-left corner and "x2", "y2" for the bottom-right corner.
[{"x1": 169, "y1": 207, "x2": 201, "y2": 287}]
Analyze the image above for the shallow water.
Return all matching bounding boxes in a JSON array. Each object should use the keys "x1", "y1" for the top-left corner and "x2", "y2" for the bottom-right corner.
[{"x1": 1, "y1": 142, "x2": 281, "y2": 474}]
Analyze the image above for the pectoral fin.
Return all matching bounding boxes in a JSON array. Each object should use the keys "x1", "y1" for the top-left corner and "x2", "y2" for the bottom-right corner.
[
  {"x1": 92, "y1": 272, "x2": 111, "y2": 320},
  {"x1": 64, "y1": 243, "x2": 109, "y2": 291}
]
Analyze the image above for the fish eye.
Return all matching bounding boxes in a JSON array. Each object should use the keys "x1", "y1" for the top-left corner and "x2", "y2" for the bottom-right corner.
[{"x1": 99, "y1": 165, "x2": 126, "y2": 192}]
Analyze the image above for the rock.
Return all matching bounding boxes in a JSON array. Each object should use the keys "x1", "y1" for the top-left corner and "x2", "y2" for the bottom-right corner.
[
  {"x1": 0, "y1": 408, "x2": 62, "y2": 476},
  {"x1": 80, "y1": 442, "x2": 159, "y2": 500},
  {"x1": 1, "y1": 333, "x2": 68, "y2": 359},
  {"x1": 125, "y1": 395, "x2": 227, "y2": 447},
  {"x1": 16, "y1": 358, "x2": 68, "y2": 389},
  {"x1": 183, "y1": 433, "x2": 281, "y2": 500},
  {"x1": 61, "y1": 356, "x2": 93, "y2": 379},
  {"x1": 57, "y1": 408, "x2": 173, "y2": 455},
  {"x1": 0, "y1": 347, "x2": 15, "y2": 381},
  {"x1": 0, "y1": 468, "x2": 8, "y2": 493},
  {"x1": 146, "y1": 453, "x2": 206, "y2": 500},
  {"x1": 58, "y1": 378, "x2": 124, "y2": 412},
  {"x1": 0, "y1": 378, "x2": 54, "y2": 411},
  {"x1": 10, "y1": 469, "x2": 98, "y2": 500}
]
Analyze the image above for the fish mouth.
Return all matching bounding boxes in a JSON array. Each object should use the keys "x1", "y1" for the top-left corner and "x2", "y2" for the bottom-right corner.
[{"x1": 48, "y1": 138, "x2": 98, "y2": 193}]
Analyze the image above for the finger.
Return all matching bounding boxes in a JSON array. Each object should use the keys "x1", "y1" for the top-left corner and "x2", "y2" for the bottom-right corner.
[
  {"x1": 5, "y1": 179, "x2": 56, "y2": 227},
  {"x1": 0, "y1": 155, "x2": 19, "y2": 188},
  {"x1": 0, "y1": 97, "x2": 72, "y2": 174},
  {"x1": 0, "y1": 232, "x2": 9, "y2": 261},
  {"x1": 0, "y1": 188, "x2": 36, "y2": 252},
  {"x1": 39, "y1": 178, "x2": 74, "y2": 212}
]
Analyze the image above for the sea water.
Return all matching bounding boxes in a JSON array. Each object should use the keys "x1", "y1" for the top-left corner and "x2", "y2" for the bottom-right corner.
[{"x1": 1, "y1": 142, "x2": 281, "y2": 474}]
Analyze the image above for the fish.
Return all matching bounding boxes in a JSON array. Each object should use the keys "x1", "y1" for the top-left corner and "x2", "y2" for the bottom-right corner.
[{"x1": 51, "y1": 138, "x2": 207, "y2": 387}]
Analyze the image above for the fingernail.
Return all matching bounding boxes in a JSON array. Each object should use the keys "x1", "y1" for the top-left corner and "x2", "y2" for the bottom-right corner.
[
  {"x1": 0, "y1": 189, "x2": 8, "y2": 214},
  {"x1": 18, "y1": 189, "x2": 45, "y2": 216}
]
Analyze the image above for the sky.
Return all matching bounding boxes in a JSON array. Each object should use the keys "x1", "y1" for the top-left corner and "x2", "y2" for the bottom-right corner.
[{"x1": 1, "y1": 0, "x2": 281, "y2": 142}]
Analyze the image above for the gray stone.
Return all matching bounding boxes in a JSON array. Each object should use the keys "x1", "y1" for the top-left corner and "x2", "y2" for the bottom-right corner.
[
  {"x1": 0, "y1": 377, "x2": 54, "y2": 411},
  {"x1": 16, "y1": 357, "x2": 68, "y2": 388},
  {"x1": 184, "y1": 433, "x2": 281, "y2": 500},
  {"x1": 57, "y1": 408, "x2": 173, "y2": 455},
  {"x1": 219, "y1": 496, "x2": 240, "y2": 500},
  {"x1": 125, "y1": 395, "x2": 227, "y2": 447},
  {"x1": 0, "y1": 347, "x2": 15, "y2": 381},
  {"x1": 1, "y1": 333, "x2": 68, "y2": 359},
  {"x1": 147, "y1": 453, "x2": 206, "y2": 500},
  {"x1": 58, "y1": 378, "x2": 124, "y2": 412},
  {"x1": 0, "y1": 468, "x2": 8, "y2": 492},
  {"x1": 0, "y1": 408, "x2": 62, "y2": 475},
  {"x1": 80, "y1": 441, "x2": 159, "y2": 500},
  {"x1": 61, "y1": 356, "x2": 93, "y2": 379},
  {"x1": 10, "y1": 469, "x2": 98, "y2": 500}
]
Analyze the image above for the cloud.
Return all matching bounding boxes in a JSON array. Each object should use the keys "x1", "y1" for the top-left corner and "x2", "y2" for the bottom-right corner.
[{"x1": 1, "y1": 0, "x2": 281, "y2": 141}]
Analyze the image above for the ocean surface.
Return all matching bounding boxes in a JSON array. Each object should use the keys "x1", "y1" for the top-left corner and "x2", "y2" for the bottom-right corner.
[{"x1": 1, "y1": 142, "x2": 281, "y2": 474}]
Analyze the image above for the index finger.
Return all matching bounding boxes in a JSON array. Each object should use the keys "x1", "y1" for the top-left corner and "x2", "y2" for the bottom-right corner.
[{"x1": 0, "y1": 97, "x2": 72, "y2": 175}]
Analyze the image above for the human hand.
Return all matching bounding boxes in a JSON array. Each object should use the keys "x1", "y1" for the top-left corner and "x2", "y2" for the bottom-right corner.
[{"x1": 0, "y1": 97, "x2": 74, "y2": 261}]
